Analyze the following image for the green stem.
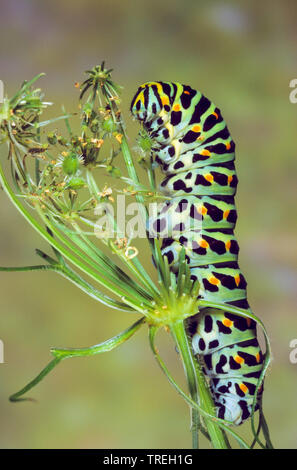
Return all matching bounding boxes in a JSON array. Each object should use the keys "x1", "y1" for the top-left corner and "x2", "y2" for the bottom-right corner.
[
  {"x1": 120, "y1": 135, "x2": 147, "y2": 232},
  {"x1": 10, "y1": 317, "x2": 145, "y2": 402},
  {"x1": 0, "y1": 163, "x2": 148, "y2": 313},
  {"x1": 120, "y1": 134, "x2": 162, "y2": 300},
  {"x1": 194, "y1": 352, "x2": 229, "y2": 449},
  {"x1": 170, "y1": 320, "x2": 200, "y2": 449},
  {"x1": 149, "y1": 326, "x2": 250, "y2": 449},
  {"x1": 199, "y1": 299, "x2": 273, "y2": 449},
  {"x1": 10, "y1": 357, "x2": 61, "y2": 402},
  {"x1": 83, "y1": 170, "x2": 159, "y2": 297},
  {"x1": 51, "y1": 317, "x2": 145, "y2": 358},
  {"x1": 171, "y1": 320, "x2": 229, "y2": 449},
  {"x1": 0, "y1": 262, "x2": 135, "y2": 312}
]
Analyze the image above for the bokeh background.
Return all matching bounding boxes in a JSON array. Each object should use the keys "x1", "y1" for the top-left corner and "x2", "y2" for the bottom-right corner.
[{"x1": 0, "y1": 0, "x2": 296, "y2": 449}]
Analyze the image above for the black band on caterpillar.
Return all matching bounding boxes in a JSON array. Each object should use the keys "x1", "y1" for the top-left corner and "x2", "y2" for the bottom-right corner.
[{"x1": 131, "y1": 81, "x2": 264, "y2": 425}]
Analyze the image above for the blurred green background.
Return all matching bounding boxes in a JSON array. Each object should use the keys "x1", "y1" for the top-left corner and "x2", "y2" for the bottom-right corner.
[{"x1": 0, "y1": 0, "x2": 296, "y2": 449}]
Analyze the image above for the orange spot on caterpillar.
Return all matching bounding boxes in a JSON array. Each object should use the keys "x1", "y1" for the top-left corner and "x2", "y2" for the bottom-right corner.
[
  {"x1": 197, "y1": 135, "x2": 205, "y2": 141},
  {"x1": 226, "y1": 141, "x2": 231, "y2": 150},
  {"x1": 223, "y1": 210, "x2": 230, "y2": 219},
  {"x1": 173, "y1": 104, "x2": 181, "y2": 112},
  {"x1": 256, "y1": 352, "x2": 261, "y2": 363},
  {"x1": 234, "y1": 355, "x2": 244, "y2": 365},
  {"x1": 204, "y1": 174, "x2": 213, "y2": 183},
  {"x1": 212, "y1": 112, "x2": 219, "y2": 119},
  {"x1": 192, "y1": 125, "x2": 201, "y2": 133},
  {"x1": 209, "y1": 276, "x2": 220, "y2": 286},
  {"x1": 161, "y1": 96, "x2": 169, "y2": 106},
  {"x1": 184, "y1": 90, "x2": 190, "y2": 95},
  {"x1": 225, "y1": 240, "x2": 231, "y2": 251},
  {"x1": 200, "y1": 149, "x2": 211, "y2": 156},
  {"x1": 234, "y1": 274, "x2": 241, "y2": 286},
  {"x1": 228, "y1": 175, "x2": 233, "y2": 184},
  {"x1": 222, "y1": 318, "x2": 233, "y2": 328},
  {"x1": 246, "y1": 318, "x2": 252, "y2": 327},
  {"x1": 199, "y1": 239, "x2": 209, "y2": 248},
  {"x1": 198, "y1": 206, "x2": 207, "y2": 216},
  {"x1": 239, "y1": 383, "x2": 248, "y2": 394}
]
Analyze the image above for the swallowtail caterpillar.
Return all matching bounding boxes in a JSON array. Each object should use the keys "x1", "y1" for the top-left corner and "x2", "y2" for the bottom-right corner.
[{"x1": 131, "y1": 81, "x2": 264, "y2": 425}]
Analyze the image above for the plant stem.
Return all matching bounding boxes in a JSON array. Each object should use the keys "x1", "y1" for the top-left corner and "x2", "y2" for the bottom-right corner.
[
  {"x1": 120, "y1": 135, "x2": 147, "y2": 232},
  {"x1": 149, "y1": 326, "x2": 249, "y2": 449},
  {"x1": 0, "y1": 164, "x2": 148, "y2": 313},
  {"x1": 170, "y1": 320, "x2": 229, "y2": 449},
  {"x1": 10, "y1": 317, "x2": 145, "y2": 402},
  {"x1": 170, "y1": 320, "x2": 200, "y2": 449},
  {"x1": 194, "y1": 354, "x2": 229, "y2": 449}
]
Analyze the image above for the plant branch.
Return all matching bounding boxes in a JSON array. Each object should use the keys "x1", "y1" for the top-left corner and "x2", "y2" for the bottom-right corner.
[
  {"x1": 170, "y1": 320, "x2": 200, "y2": 449},
  {"x1": 10, "y1": 317, "x2": 145, "y2": 402},
  {"x1": 170, "y1": 320, "x2": 230, "y2": 449},
  {"x1": 149, "y1": 325, "x2": 250, "y2": 449}
]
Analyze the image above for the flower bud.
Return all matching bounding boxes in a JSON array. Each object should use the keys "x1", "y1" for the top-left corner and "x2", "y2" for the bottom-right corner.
[
  {"x1": 102, "y1": 117, "x2": 118, "y2": 133},
  {"x1": 62, "y1": 152, "x2": 80, "y2": 176},
  {"x1": 90, "y1": 119, "x2": 99, "y2": 133},
  {"x1": 66, "y1": 177, "x2": 85, "y2": 189},
  {"x1": 47, "y1": 132, "x2": 57, "y2": 145}
]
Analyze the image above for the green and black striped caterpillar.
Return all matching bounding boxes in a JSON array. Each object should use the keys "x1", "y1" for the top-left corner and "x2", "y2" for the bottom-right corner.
[{"x1": 131, "y1": 81, "x2": 264, "y2": 425}]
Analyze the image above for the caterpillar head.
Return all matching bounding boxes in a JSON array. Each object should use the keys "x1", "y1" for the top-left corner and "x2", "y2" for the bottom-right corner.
[{"x1": 130, "y1": 82, "x2": 164, "y2": 123}]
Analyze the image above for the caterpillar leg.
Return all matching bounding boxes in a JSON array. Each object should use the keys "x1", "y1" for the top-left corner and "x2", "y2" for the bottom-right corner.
[
  {"x1": 188, "y1": 309, "x2": 264, "y2": 425},
  {"x1": 211, "y1": 376, "x2": 262, "y2": 425}
]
